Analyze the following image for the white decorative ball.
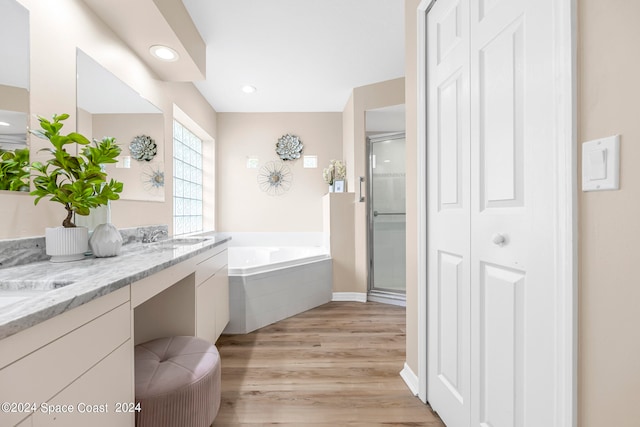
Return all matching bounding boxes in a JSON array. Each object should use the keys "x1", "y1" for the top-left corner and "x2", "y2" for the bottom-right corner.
[{"x1": 89, "y1": 223, "x2": 123, "y2": 257}]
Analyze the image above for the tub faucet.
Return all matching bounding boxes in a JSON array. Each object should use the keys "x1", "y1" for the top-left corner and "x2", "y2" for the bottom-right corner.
[{"x1": 141, "y1": 229, "x2": 167, "y2": 243}]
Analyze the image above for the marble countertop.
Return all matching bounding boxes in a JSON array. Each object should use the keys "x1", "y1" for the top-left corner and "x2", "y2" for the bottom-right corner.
[{"x1": 0, "y1": 233, "x2": 231, "y2": 341}]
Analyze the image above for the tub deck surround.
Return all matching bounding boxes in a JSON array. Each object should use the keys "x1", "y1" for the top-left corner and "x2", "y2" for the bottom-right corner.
[
  {"x1": 228, "y1": 246, "x2": 330, "y2": 275},
  {"x1": 0, "y1": 231, "x2": 231, "y2": 340},
  {"x1": 226, "y1": 245, "x2": 333, "y2": 334}
]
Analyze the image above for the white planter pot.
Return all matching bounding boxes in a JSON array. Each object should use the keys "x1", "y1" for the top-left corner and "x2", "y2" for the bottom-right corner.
[
  {"x1": 45, "y1": 226, "x2": 89, "y2": 263},
  {"x1": 89, "y1": 223, "x2": 122, "y2": 258}
]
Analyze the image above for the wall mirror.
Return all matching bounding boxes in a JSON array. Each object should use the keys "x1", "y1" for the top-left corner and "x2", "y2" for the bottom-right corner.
[
  {"x1": 76, "y1": 49, "x2": 165, "y2": 203},
  {"x1": 0, "y1": 0, "x2": 30, "y2": 192}
]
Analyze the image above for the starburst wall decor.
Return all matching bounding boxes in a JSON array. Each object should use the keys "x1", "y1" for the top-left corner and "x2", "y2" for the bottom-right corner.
[
  {"x1": 257, "y1": 161, "x2": 292, "y2": 196},
  {"x1": 142, "y1": 164, "x2": 165, "y2": 193}
]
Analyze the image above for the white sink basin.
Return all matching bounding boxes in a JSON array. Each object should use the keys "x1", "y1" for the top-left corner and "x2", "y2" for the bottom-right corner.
[
  {"x1": 0, "y1": 291, "x2": 42, "y2": 309},
  {"x1": 0, "y1": 279, "x2": 75, "y2": 291},
  {"x1": 0, "y1": 280, "x2": 75, "y2": 309},
  {"x1": 147, "y1": 237, "x2": 210, "y2": 249}
]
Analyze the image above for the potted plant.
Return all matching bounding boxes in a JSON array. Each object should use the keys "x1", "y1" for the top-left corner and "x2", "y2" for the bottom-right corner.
[
  {"x1": 30, "y1": 114, "x2": 123, "y2": 262},
  {"x1": 322, "y1": 159, "x2": 346, "y2": 192},
  {"x1": 0, "y1": 147, "x2": 30, "y2": 191}
]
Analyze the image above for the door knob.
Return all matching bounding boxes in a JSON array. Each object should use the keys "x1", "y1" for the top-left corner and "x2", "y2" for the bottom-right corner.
[{"x1": 492, "y1": 233, "x2": 506, "y2": 246}]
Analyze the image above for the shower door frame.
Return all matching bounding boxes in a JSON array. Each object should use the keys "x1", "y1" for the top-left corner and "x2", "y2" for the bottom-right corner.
[{"x1": 366, "y1": 132, "x2": 407, "y2": 306}]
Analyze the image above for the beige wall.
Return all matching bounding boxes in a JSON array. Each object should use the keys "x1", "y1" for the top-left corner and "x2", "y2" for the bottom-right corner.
[
  {"x1": 342, "y1": 79, "x2": 405, "y2": 295},
  {"x1": 578, "y1": 1, "x2": 640, "y2": 425},
  {"x1": 216, "y1": 112, "x2": 342, "y2": 232},
  {"x1": 404, "y1": 0, "x2": 420, "y2": 376},
  {"x1": 323, "y1": 193, "x2": 356, "y2": 292},
  {"x1": 0, "y1": 0, "x2": 216, "y2": 239}
]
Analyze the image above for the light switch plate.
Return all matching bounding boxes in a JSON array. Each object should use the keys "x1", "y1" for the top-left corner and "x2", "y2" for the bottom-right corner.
[
  {"x1": 246, "y1": 157, "x2": 259, "y2": 169},
  {"x1": 582, "y1": 135, "x2": 620, "y2": 191},
  {"x1": 116, "y1": 156, "x2": 131, "y2": 169},
  {"x1": 303, "y1": 155, "x2": 318, "y2": 168}
]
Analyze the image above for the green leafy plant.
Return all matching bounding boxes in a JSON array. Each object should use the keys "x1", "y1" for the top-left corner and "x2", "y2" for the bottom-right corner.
[
  {"x1": 0, "y1": 147, "x2": 30, "y2": 191},
  {"x1": 30, "y1": 114, "x2": 124, "y2": 228}
]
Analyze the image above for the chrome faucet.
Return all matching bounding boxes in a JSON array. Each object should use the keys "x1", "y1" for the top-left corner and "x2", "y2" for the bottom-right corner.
[{"x1": 141, "y1": 229, "x2": 167, "y2": 243}]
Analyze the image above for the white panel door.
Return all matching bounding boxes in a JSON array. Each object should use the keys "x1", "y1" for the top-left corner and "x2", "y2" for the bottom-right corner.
[
  {"x1": 426, "y1": 0, "x2": 471, "y2": 426},
  {"x1": 469, "y1": 0, "x2": 559, "y2": 425},
  {"x1": 427, "y1": 0, "x2": 563, "y2": 426}
]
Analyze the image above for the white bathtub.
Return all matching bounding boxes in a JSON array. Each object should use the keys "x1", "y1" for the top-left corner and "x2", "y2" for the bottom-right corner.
[{"x1": 225, "y1": 246, "x2": 332, "y2": 334}]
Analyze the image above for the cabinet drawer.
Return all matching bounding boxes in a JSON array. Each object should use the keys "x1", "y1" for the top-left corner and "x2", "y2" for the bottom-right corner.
[
  {"x1": 32, "y1": 341, "x2": 134, "y2": 427},
  {"x1": 0, "y1": 303, "x2": 130, "y2": 427},
  {"x1": 195, "y1": 250, "x2": 227, "y2": 284}
]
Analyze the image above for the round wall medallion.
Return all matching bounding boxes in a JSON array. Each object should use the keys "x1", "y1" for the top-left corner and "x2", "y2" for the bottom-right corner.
[
  {"x1": 129, "y1": 135, "x2": 157, "y2": 161},
  {"x1": 275, "y1": 134, "x2": 303, "y2": 161}
]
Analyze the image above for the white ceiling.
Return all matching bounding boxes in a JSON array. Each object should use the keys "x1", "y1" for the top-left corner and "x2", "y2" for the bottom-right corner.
[{"x1": 182, "y1": 0, "x2": 405, "y2": 113}]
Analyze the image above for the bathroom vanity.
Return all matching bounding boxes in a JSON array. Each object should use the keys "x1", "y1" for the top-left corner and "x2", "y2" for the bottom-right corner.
[{"x1": 0, "y1": 232, "x2": 230, "y2": 427}]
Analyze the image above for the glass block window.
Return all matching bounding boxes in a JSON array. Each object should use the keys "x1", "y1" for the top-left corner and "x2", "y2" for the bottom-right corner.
[{"x1": 173, "y1": 120, "x2": 203, "y2": 235}]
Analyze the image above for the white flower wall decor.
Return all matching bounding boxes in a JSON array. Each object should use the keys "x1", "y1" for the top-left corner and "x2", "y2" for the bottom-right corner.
[{"x1": 275, "y1": 134, "x2": 303, "y2": 161}]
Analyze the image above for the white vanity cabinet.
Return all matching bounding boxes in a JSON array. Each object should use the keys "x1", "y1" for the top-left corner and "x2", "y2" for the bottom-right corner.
[
  {"x1": 0, "y1": 238, "x2": 230, "y2": 427},
  {"x1": 132, "y1": 243, "x2": 229, "y2": 346},
  {"x1": 0, "y1": 287, "x2": 133, "y2": 427},
  {"x1": 195, "y1": 246, "x2": 229, "y2": 343}
]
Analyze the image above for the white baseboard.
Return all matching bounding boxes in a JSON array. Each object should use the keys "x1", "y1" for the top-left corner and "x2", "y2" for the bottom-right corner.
[
  {"x1": 332, "y1": 292, "x2": 367, "y2": 303},
  {"x1": 400, "y1": 362, "x2": 419, "y2": 396},
  {"x1": 367, "y1": 293, "x2": 406, "y2": 307}
]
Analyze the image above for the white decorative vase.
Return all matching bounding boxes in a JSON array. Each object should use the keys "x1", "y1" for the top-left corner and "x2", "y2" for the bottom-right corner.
[
  {"x1": 329, "y1": 184, "x2": 334, "y2": 193},
  {"x1": 45, "y1": 226, "x2": 89, "y2": 263},
  {"x1": 89, "y1": 223, "x2": 123, "y2": 258}
]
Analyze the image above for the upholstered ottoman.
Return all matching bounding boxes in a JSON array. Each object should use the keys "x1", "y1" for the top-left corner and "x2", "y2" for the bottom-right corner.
[{"x1": 134, "y1": 336, "x2": 221, "y2": 427}]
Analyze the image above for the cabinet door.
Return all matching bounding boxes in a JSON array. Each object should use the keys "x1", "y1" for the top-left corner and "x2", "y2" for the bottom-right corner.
[
  {"x1": 196, "y1": 277, "x2": 217, "y2": 344},
  {"x1": 213, "y1": 269, "x2": 229, "y2": 339},
  {"x1": 32, "y1": 341, "x2": 134, "y2": 427},
  {"x1": 196, "y1": 267, "x2": 229, "y2": 344}
]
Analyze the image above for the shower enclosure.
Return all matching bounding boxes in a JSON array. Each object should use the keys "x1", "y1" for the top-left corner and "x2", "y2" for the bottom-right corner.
[{"x1": 367, "y1": 132, "x2": 406, "y2": 305}]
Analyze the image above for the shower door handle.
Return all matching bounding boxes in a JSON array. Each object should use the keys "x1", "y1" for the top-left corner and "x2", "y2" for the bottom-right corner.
[
  {"x1": 359, "y1": 176, "x2": 365, "y2": 202},
  {"x1": 373, "y1": 211, "x2": 406, "y2": 217}
]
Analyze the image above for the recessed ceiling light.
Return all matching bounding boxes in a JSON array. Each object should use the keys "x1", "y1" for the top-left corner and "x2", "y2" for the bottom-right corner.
[
  {"x1": 149, "y1": 45, "x2": 179, "y2": 62},
  {"x1": 0, "y1": 122, "x2": 10, "y2": 127},
  {"x1": 242, "y1": 85, "x2": 257, "y2": 94}
]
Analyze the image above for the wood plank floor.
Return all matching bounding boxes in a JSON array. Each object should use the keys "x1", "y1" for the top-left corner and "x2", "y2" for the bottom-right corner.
[{"x1": 213, "y1": 301, "x2": 444, "y2": 426}]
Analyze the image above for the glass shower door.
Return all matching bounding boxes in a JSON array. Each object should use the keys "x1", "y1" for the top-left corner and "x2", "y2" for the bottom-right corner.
[{"x1": 368, "y1": 133, "x2": 406, "y2": 298}]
